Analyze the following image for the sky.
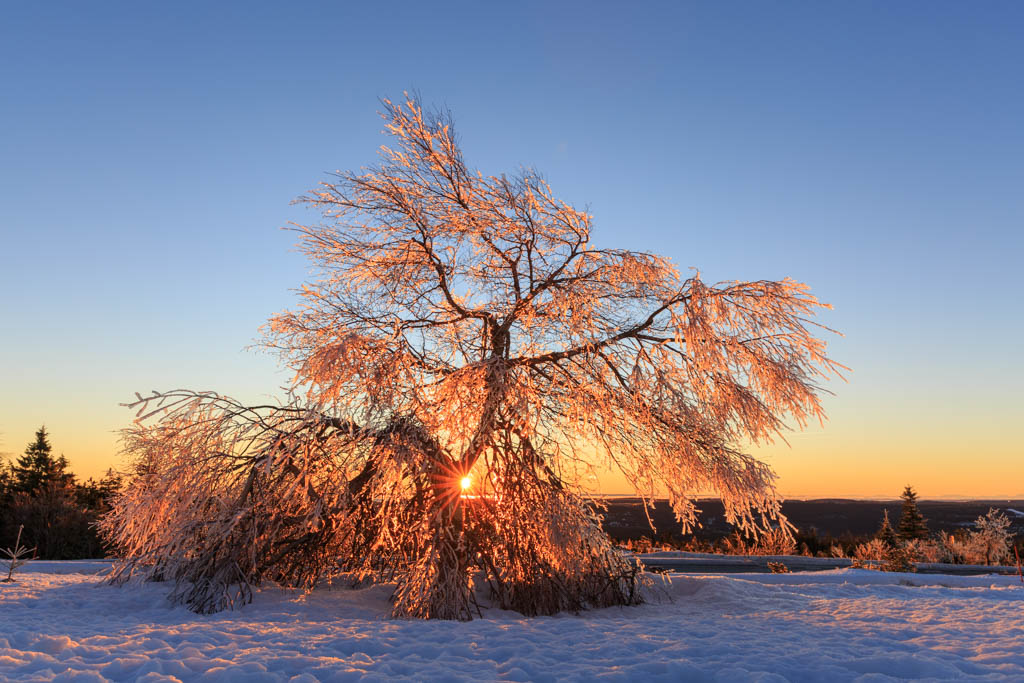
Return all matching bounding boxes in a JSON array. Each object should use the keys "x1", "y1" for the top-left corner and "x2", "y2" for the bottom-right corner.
[{"x1": 1, "y1": 1, "x2": 1021, "y2": 499}]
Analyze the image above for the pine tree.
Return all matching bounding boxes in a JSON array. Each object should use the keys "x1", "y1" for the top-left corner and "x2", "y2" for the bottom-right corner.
[
  {"x1": 0, "y1": 460, "x2": 12, "y2": 510},
  {"x1": 875, "y1": 509, "x2": 898, "y2": 548},
  {"x1": 897, "y1": 485, "x2": 928, "y2": 541},
  {"x1": 12, "y1": 427, "x2": 73, "y2": 495}
]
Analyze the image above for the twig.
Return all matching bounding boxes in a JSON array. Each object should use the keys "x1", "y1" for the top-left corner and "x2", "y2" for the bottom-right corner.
[{"x1": 2, "y1": 525, "x2": 36, "y2": 582}]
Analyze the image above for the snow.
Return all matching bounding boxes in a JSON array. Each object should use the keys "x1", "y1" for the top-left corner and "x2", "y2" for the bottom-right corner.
[
  {"x1": 2, "y1": 562, "x2": 1023, "y2": 681},
  {"x1": 635, "y1": 551, "x2": 1021, "y2": 576}
]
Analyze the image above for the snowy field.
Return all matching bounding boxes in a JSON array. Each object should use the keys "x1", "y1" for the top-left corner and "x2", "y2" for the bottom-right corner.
[{"x1": 2, "y1": 561, "x2": 1023, "y2": 682}]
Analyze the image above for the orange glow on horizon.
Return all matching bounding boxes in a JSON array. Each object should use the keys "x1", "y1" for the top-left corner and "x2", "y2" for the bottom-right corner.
[{"x1": 4, "y1": 395, "x2": 1021, "y2": 501}]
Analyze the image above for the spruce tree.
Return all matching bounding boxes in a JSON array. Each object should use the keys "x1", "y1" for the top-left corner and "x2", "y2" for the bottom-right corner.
[
  {"x1": 0, "y1": 459, "x2": 11, "y2": 491},
  {"x1": 897, "y1": 485, "x2": 928, "y2": 541},
  {"x1": 0, "y1": 461, "x2": 12, "y2": 508},
  {"x1": 875, "y1": 509, "x2": 898, "y2": 548},
  {"x1": 12, "y1": 427, "x2": 72, "y2": 495}
]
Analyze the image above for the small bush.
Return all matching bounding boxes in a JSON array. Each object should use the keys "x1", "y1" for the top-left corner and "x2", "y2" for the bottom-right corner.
[
  {"x1": 851, "y1": 538, "x2": 916, "y2": 572},
  {"x1": 721, "y1": 528, "x2": 797, "y2": 556}
]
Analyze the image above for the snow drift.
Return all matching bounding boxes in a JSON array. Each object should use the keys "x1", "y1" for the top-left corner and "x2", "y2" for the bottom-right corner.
[{"x1": 1, "y1": 562, "x2": 1022, "y2": 681}]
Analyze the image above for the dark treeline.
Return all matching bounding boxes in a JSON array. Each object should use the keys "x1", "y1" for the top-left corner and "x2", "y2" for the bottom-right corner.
[
  {"x1": 1, "y1": 426, "x2": 121, "y2": 559},
  {"x1": 605, "y1": 487, "x2": 1024, "y2": 566}
]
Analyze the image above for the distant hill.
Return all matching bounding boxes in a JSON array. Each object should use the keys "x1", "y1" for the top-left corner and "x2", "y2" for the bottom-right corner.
[{"x1": 601, "y1": 497, "x2": 1024, "y2": 541}]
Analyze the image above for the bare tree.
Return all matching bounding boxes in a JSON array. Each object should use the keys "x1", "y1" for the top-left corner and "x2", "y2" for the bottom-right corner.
[{"x1": 102, "y1": 96, "x2": 844, "y2": 619}]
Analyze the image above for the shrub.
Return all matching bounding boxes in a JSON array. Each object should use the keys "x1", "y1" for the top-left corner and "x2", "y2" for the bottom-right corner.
[{"x1": 851, "y1": 538, "x2": 916, "y2": 572}]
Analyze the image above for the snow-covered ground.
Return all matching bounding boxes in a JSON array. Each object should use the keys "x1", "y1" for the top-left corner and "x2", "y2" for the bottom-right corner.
[{"x1": 1, "y1": 561, "x2": 1022, "y2": 681}]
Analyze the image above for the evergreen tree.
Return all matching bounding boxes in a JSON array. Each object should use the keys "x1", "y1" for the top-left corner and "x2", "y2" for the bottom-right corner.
[
  {"x1": 12, "y1": 427, "x2": 73, "y2": 495},
  {"x1": 875, "y1": 509, "x2": 898, "y2": 548},
  {"x1": 0, "y1": 428, "x2": 113, "y2": 559},
  {"x1": 0, "y1": 459, "x2": 11, "y2": 493},
  {"x1": 897, "y1": 485, "x2": 928, "y2": 541},
  {"x1": 0, "y1": 459, "x2": 12, "y2": 511},
  {"x1": 75, "y1": 469, "x2": 124, "y2": 511}
]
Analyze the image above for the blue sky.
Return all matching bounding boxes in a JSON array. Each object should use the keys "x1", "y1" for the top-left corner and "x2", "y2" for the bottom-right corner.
[{"x1": 1, "y1": 2, "x2": 1021, "y2": 496}]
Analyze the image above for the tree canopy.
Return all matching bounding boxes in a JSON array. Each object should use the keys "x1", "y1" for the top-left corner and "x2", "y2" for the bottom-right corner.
[{"x1": 102, "y1": 96, "x2": 844, "y2": 619}]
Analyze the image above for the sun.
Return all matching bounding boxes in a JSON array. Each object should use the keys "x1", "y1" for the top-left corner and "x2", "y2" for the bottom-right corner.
[{"x1": 460, "y1": 476, "x2": 472, "y2": 492}]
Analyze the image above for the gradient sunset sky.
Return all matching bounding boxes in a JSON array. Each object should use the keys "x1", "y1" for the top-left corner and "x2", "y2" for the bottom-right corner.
[{"x1": 1, "y1": 2, "x2": 1021, "y2": 498}]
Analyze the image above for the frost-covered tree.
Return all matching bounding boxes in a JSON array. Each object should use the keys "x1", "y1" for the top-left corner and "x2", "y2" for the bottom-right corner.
[
  {"x1": 970, "y1": 508, "x2": 1012, "y2": 566},
  {"x1": 897, "y1": 486, "x2": 928, "y2": 541},
  {"x1": 101, "y1": 96, "x2": 844, "y2": 619},
  {"x1": 875, "y1": 509, "x2": 898, "y2": 548}
]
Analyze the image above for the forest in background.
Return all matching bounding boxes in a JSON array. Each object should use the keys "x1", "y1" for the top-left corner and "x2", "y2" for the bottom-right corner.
[{"x1": 0, "y1": 427, "x2": 120, "y2": 559}]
